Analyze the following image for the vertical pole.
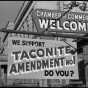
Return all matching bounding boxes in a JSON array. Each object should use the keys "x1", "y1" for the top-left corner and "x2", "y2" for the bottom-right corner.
[
  {"x1": 0, "y1": 65, "x2": 2, "y2": 87},
  {"x1": 83, "y1": 45, "x2": 88, "y2": 87}
]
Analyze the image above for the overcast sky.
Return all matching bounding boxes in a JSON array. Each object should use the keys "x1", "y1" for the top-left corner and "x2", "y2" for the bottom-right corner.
[{"x1": 0, "y1": 1, "x2": 23, "y2": 29}]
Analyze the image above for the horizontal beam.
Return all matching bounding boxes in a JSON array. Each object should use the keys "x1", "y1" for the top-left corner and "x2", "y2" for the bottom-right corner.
[
  {"x1": 48, "y1": 29, "x2": 88, "y2": 34},
  {"x1": 0, "y1": 29, "x2": 88, "y2": 39}
]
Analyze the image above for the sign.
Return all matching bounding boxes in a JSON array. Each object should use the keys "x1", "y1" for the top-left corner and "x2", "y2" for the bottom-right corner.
[
  {"x1": 32, "y1": 9, "x2": 88, "y2": 33},
  {"x1": 7, "y1": 37, "x2": 79, "y2": 79}
]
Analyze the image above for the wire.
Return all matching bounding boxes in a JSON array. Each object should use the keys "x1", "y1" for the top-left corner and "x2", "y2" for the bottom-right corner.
[{"x1": 62, "y1": 40, "x2": 76, "y2": 50}]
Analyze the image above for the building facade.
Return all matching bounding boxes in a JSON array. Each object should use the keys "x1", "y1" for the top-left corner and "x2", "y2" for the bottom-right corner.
[{"x1": 0, "y1": 1, "x2": 88, "y2": 87}]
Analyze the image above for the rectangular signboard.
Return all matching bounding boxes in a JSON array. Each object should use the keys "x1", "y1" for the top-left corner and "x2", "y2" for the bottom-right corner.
[
  {"x1": 7, "y1": 36, "x2": 79, "y2": 79},
  {"x1": 32, "y1": 9, "x2": 88, "y2": 33}
]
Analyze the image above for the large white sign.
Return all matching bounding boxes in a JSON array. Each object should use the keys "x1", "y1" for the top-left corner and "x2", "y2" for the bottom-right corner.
[{"x1": 7, "y1": 37, "x2": 79, "y2": 79}]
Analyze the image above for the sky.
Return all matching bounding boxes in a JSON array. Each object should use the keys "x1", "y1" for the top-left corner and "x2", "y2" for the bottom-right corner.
[{"x1": 0, "y1": 1, "x2": 24, "y2": 29}]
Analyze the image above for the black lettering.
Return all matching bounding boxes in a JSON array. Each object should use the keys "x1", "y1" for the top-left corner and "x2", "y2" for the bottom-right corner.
[
  {"x1": 54, "y1": 47, "x2": 57, "y2": 56},
  {"x1": 18, "y1": 63, "x2": 25, "y2": 72},
  {"x1": 44, "y1": 70, "x2": 54, "y2": 76},
  {"x1": 31, "y1": 61, "x2": 36, "y2": 70},
  {"x1": 60, "y1": 71, "x2": 64, "y2": 76},
  {"x1": 38, "y1": 42, "x2": 42, "y2": 47},
  {"x1": 70, "y1": 70, "x2": 74, "y2": 77},
  {"x1": 46, "y1": 48, "x2": 53, "y2": 57},
  {"x1": 55, "y1": 70, "x2": 60, "y2": 76},
  {"x1": 44, "y1": 70, "x2": 49, "y2": 76},
  {"x1": 22, "y1": 40, "x2": 27, "y2": 45},
  {"x1": 65, "y1": 46, "x2": 71, "y2": 54},
  {"x1": 37, "y1": 49, "x2": 44, "y2": 57},
  {"x1": 42, "y1": 59, "x2": 49, "y2": 69},
  {"x1": 65, "y1": 70, "x2": 69, "y2": 76},
  {"x1": 56, "y1": 70, "x2": 69, "y2": 76},
  {"x1": 12, "y1": 51, "x2": 21, "y2": 61},
  {"x1": 50, "y1": 59, "x2": 54, "y2": 68},
  {"x1": 31, "y1": 41, "x2": 34, "y2": 46},
  {"x1": 60, "y1": 57, "x2": 64, "y2": 66},
  {"x1": 33, "y1": 42, "x2": 37, "y2": 46},
  {"x1": 49, "y1": 70, "x2": 54, "y2": 76},
  {"x1": 20, "y1": 51, "x2": 29, "y2": 60},
  {"x1": 26, "y1": 62, "x2": 30, "y2": 71},
  {"x1": 66, "y1": 60, "x2": 70, "y2": 65},
  {"x1": 54, "y1": 58, "x2": 60, "y2": 67},
  {"x1": 37, "y1": 60, "x2": 41, "y2": 70},
  {"x1": 58, "y1": 46, "x2": 64, "y2": 55},
  {"x1": 28, "y1": 41, "x2": 32, "y2": 46},
  {"x1": 12, "y1": 40, "x2": 20, "y2": 45},
  {"x1": 29, "y1": 49, "x2": 36, "y2": 58},
  {"x1": 9, "y1": 64, "x2": 17, "y2": 74},
  {"x1": 40, "y1": 42, "x2": 45, "y2": 47}
]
